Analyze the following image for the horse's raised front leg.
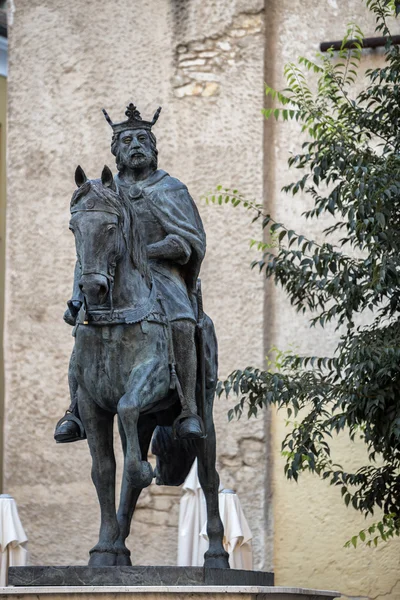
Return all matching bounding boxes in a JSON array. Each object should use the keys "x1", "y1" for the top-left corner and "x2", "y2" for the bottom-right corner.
[
  {"x1": 197, "y1": 411, "x2": 230, "y2": 569},
  {"x1": 115, "y1": 414, "x2": 156, "y2": 566},
  {"x1": 78, "y1": 387, "x2": 120, "y2": 565},
  {"x1": 117, "y1": 357, "x2": 169, "y2": 489}
]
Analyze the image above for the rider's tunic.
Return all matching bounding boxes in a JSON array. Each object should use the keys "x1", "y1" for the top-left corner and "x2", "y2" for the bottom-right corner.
[{"x1": 115, "y1": 170, "x2": 206, "y2": 324}]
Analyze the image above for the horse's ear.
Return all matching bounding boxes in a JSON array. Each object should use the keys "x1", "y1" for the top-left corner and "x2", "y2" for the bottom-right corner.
[
  {"x1": 75, "y1": 165, "x2": 87, "y2": 188},
  {"x1": 101, "y1": 165, "x2": 116, "y2": 191}
]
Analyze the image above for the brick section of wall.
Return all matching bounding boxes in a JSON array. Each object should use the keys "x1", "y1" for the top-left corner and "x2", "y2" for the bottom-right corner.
[{"x1": 173, "y1": 11, "x2": 263, "y2": 97}]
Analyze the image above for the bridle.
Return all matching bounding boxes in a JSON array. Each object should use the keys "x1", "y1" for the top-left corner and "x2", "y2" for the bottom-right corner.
[{"x1": 71, "y1": 203, "x2": 157, "y2": 326}]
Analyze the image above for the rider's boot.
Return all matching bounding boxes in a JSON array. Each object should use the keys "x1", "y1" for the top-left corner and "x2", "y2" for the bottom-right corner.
[
  {"x1": 55, "y1": 270, "x2": 86, "y2": 443},
  {"x1": 172, "y1": 320, "x2": 204, "y2": 440},
  {"x1": 54, "y1": 406, "x2": 84, "y2": 443},
  {"x1": 54, "y1": 344, "x2": 86, "y2": 443}
]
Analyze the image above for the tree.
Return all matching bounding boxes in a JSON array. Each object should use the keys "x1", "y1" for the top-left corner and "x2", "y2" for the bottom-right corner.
[{"x1": 212, "y1": 0, "x2": 400, "y2": 546}]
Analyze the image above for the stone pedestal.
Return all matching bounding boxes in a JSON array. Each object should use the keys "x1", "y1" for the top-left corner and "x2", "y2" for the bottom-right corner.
[
  {"x1": 8, "y1": 567, "x2": 275, "y2": 588},
  {"x1": 4, "y1": 567, "x2": 339, "y2": 600},
  {"x1": 0, "y1": 586, "x2": 339, "y2": 600}
]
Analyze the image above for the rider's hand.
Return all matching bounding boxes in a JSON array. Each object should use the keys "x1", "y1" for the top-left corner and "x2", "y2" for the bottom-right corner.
[
  {"x1": 64, "y1": 300, "x2": 82, "y2": 326},
  {"x1": 63, "y1": 308, "x2": 76, "y2": 326}
]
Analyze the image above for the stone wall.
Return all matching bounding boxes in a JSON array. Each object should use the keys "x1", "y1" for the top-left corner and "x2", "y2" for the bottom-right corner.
[
  {"x1": 4, "y1": 1, "x2": 400, "y2": 598},
  {"x1": 0, "y1": 74, "x2": 6, "y2": 491},
  {"x1": 173, "y1": 11, "x2": 264, "y2": 98},
  {"x1": 4, "y1": 0, "x2": 268, "y2": 569}
]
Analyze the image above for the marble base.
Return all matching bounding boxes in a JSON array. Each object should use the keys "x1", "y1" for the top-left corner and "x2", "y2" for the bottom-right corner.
[
  {"x1": 0, "y1": 585, "x2": 340, "y2": 600},
  {"x1": 8, "y1": 567, "x2": 274, "y2": 588}
]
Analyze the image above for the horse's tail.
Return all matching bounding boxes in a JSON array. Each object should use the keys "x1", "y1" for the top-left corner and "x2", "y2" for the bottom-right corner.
[{"x1": 151, "y1": 425, "x2": 196, "y2": 486}]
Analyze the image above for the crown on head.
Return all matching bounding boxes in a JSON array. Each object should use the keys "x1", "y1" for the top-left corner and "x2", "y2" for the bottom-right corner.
[{"x1": 102, "y1": 102, "x2": 162, "y2": 135}]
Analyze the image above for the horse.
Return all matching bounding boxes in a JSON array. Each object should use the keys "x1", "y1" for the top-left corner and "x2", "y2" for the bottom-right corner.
[{"x1": 66, "y1": 164, "x2": 230, "y2": 569}]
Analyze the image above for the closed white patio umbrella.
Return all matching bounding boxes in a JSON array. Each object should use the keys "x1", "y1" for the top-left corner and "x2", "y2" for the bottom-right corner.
[
  {"x1": 0, "y1": 495, "x2": 28, "y2": 586},
  {"x1": 178, "y1": 459, "x2": 253, "y2": 569},
  {"x1": 177, "y1": 459, "x2": 208, "y2": 566},
  {"x1": 201, "y1": 489, "x2": 253, "y2": 570}
]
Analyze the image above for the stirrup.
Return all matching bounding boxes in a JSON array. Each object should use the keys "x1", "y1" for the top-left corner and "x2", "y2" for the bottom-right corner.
[
  {"x1": 172, "y1": 411, "x2": 207, "y2": 440},
  {"x1": 54, "y1": 411, "x2": 86, "y2": 444}
]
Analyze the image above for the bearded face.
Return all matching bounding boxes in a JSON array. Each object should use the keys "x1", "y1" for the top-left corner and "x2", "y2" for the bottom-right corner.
[{"x1": 114, "y1": 128, "x2": 157, "y2": 173}]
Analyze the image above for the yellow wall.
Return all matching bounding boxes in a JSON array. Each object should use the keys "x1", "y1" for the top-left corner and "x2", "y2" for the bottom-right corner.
[
  {"x1": 266, "y1": 2, "x2": 400, "y2": 599},
  {"x1": 0, "y1": 74, "x2": 6, "y2": 492}
]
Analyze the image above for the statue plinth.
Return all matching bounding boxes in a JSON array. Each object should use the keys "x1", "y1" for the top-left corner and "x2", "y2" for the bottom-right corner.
[
  {"x1": 4, "y1": 567, "x2": 339, "y2": 600},
  {"x1": 9, "y1": 566, "x2": 274, "y2": 587}
]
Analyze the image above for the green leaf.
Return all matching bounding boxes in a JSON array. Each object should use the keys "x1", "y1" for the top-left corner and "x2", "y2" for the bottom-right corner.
[
  {"x1": 376, "y1": 212, "x2": 386, "y2": 228},
  {"x1": 212, "y1": 1, "x2": 400, "y2": 543}
]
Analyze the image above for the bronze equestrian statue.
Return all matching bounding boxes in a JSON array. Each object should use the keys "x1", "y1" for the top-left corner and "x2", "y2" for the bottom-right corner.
[{"x1": 55, "y1": 104, "x2": 230, "y2": 569}]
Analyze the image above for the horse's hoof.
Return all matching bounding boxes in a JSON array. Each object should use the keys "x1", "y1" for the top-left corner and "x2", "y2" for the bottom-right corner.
[
  {"x1": 89, "y1": 548, "x2": 118, "y2": 566},
  {"x1": 115, "y1": 542, "x2": 132, "y2": 566},
  {"x1": 116, "y1": 553, "x2": 132, "y2": 566},
  {"x1": 127, "y1": 460, "x2": 154, "y2": 488},
  {"x1": 89, "y1": 551, "x2": 117, "y2": 566},
  {"x1": 204, "y1": 551, "x2": 230, "y2": 569}
]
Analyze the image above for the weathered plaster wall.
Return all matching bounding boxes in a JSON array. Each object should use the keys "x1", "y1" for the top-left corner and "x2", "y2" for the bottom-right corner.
[
  {"x1": 0, "y1": 73, "x2": 6, "y2": 492},
  {"x1": 265, "y1": 1, "x2": 400, "y2": 599},
  {"x1": 6, "y1": 1, "x2": 397, "y2": 596},
  {"x1": 4, "y1": 0, "x2": 268, "y2": 568}
]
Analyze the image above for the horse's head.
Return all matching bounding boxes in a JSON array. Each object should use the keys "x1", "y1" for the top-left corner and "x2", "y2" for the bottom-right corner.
[{"x1": 70, "y1": 165, "x2": 128, "y2": 308}]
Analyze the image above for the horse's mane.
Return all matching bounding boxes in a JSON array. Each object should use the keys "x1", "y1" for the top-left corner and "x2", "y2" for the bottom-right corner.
[{"x1": 71, "y1": 180, "x2": 151, "y2": 285}]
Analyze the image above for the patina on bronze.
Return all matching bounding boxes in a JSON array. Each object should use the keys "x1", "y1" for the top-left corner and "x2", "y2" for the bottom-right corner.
[
  {"x1": 55, "y1": 104, "x2": 230, "y2": 569},
  {"x1": 56, "y1": 103, "x2": 205, "y2": 442}
]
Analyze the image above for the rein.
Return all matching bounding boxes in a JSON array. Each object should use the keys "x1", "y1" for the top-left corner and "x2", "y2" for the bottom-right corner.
[
  {"x1": 78, "y1": 279, "x2": 159, "y2": 326},
  {"x1": 80, "y1": 268, "x2": 116, "y2": 324}
]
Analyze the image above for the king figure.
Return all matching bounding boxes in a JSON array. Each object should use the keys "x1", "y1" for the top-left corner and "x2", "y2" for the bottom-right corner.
[{"x1": 55, "y1": 103, "x2": 206, "y2": 442}]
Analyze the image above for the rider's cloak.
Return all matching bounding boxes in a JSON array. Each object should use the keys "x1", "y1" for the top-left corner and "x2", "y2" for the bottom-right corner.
[{"x1": 116, "y1": 169, "x2": 206, "y2": 322}]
